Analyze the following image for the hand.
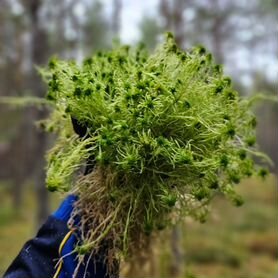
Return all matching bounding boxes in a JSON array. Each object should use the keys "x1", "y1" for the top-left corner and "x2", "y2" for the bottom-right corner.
[
  {"x1": 52, "y1": 195, "x2": 79, "y2": 277},
  {"x1": 52, "y1": 196, "x2": 108, "y2": 278}
]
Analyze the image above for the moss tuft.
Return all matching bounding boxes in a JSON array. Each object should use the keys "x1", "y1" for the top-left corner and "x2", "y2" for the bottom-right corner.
[{"x1": 41, "y1": 32, "x2": 270, "y2": 274}]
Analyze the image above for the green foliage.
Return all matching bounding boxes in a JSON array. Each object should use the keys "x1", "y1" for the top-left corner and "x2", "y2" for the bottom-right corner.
[
  {"x1": 45, "y1": 135, "x2": 95, "y2": 192},
  {"x1": 42, "y1": 33, "x2": 270, "y2": 262}
]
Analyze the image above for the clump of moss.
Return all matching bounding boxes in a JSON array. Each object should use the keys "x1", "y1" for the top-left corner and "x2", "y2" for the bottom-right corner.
[{"x1": 42, "y1": 33, "x2": 270, "y2": 274}]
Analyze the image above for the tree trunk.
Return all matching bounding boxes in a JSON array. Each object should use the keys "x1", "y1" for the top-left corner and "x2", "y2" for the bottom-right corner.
[
  {"x1": 112, "y1": 0, "x2": 122, "y2": 37},
  {"x1": 23, "y1": 0, "x2": 50, "y2": 226},
  {"x1": 160, "y1": 0, "x2": 186, "y2": 47},
  {"x1": 172, "y1": 0, "x2": 186, "y2": 47},
  {"x1": 210, "y1": 0, "x2": 224, "y2": 64},
  {"x1": 160, "y1": 0, "x2": 172, "y2": 31},
  {"x1": 170, "y1": 225, "x2": 184, "y2": 277}
]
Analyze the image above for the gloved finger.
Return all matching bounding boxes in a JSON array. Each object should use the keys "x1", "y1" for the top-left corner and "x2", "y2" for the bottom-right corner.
[
  {"x1": 59, "y1": 232, "x2": 78, "y2": 277},
  {"x1": 52, "y1": 195, "x2": 78, "y2": 222},
  {"x1": 59, "y1": 232, "x2": 110, "y2": 278}
]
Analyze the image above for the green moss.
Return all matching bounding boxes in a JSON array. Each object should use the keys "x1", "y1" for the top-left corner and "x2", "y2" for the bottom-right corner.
[{"x1": 41, "y1": 32, "x2": 270, "y2": 265}]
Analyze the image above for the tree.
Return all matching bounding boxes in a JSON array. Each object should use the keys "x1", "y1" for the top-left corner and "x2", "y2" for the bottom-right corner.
[
  {"x1": 82, "y1": 0, "x2": 112, "y2": 55},
  {"x1": 189, "y1": 0, "x2": 238, "y2": 64},
  {"x1": 159, "y1": 0, "x2": 187, "y2": 47},
  {"x1": 112, "y1": 0, "x2": 122, "y2": 38},
  {"x1": 0, "y1": 0, "x2": 30, "y2": 211},
  {"x1": 139, "y1": 16, "x2": 162, "y2": 51},
  {"x1": 252, "y1": 74, "x2": 278, "y2": 173},
  {"x1": 20, "y1": 0, "x2": 51, "y2": 226}
]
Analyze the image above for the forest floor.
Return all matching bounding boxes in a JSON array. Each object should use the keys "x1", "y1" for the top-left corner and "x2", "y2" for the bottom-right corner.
[{"x1": 0, "y1": 176, "x2": 277, "y2": 278}]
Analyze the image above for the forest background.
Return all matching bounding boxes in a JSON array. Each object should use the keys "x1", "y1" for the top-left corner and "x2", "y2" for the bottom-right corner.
[{"x1": 0, "y1": 1, "x2": 277, "y2": 277}]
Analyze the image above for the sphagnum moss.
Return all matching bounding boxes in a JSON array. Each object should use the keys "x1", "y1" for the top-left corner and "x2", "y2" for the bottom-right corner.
[{"x1": 42, "y1": 33, "x2": 270, "y2": 275}]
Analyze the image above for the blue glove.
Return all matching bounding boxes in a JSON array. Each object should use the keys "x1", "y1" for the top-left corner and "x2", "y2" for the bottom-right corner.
[{"x1": 52, "y1": 195, "x2": 108, "y2": 278}]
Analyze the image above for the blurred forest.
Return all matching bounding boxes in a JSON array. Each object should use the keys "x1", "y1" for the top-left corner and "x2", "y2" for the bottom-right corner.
[{"x1": 0, "y1": 0, "x2": 277, "y2": 277}]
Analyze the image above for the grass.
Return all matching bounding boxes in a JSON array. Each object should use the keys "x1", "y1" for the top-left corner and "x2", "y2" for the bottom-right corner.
[
  {"x1": 0, "y1": 176, "x2": 277, "y2": 277},
  {"x1": 0, "y1": 184, "x2": 34, "y2": 275},
  {"x1": 183, "y1": 175, "x2": 278, "y2": 278},
  {"x1": 0, "y1": 183, "x2": 59, "y2": 276}
]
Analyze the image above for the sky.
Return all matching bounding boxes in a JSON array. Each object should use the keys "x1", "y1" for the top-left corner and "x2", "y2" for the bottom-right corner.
[{"x1": 103, "y1": 0, "x2": 159, "y2": 43}]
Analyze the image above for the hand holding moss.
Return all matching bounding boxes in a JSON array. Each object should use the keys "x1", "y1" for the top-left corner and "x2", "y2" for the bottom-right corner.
[{"x1": 41, "y1": 33, "x2": 270, "y2": 276}]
